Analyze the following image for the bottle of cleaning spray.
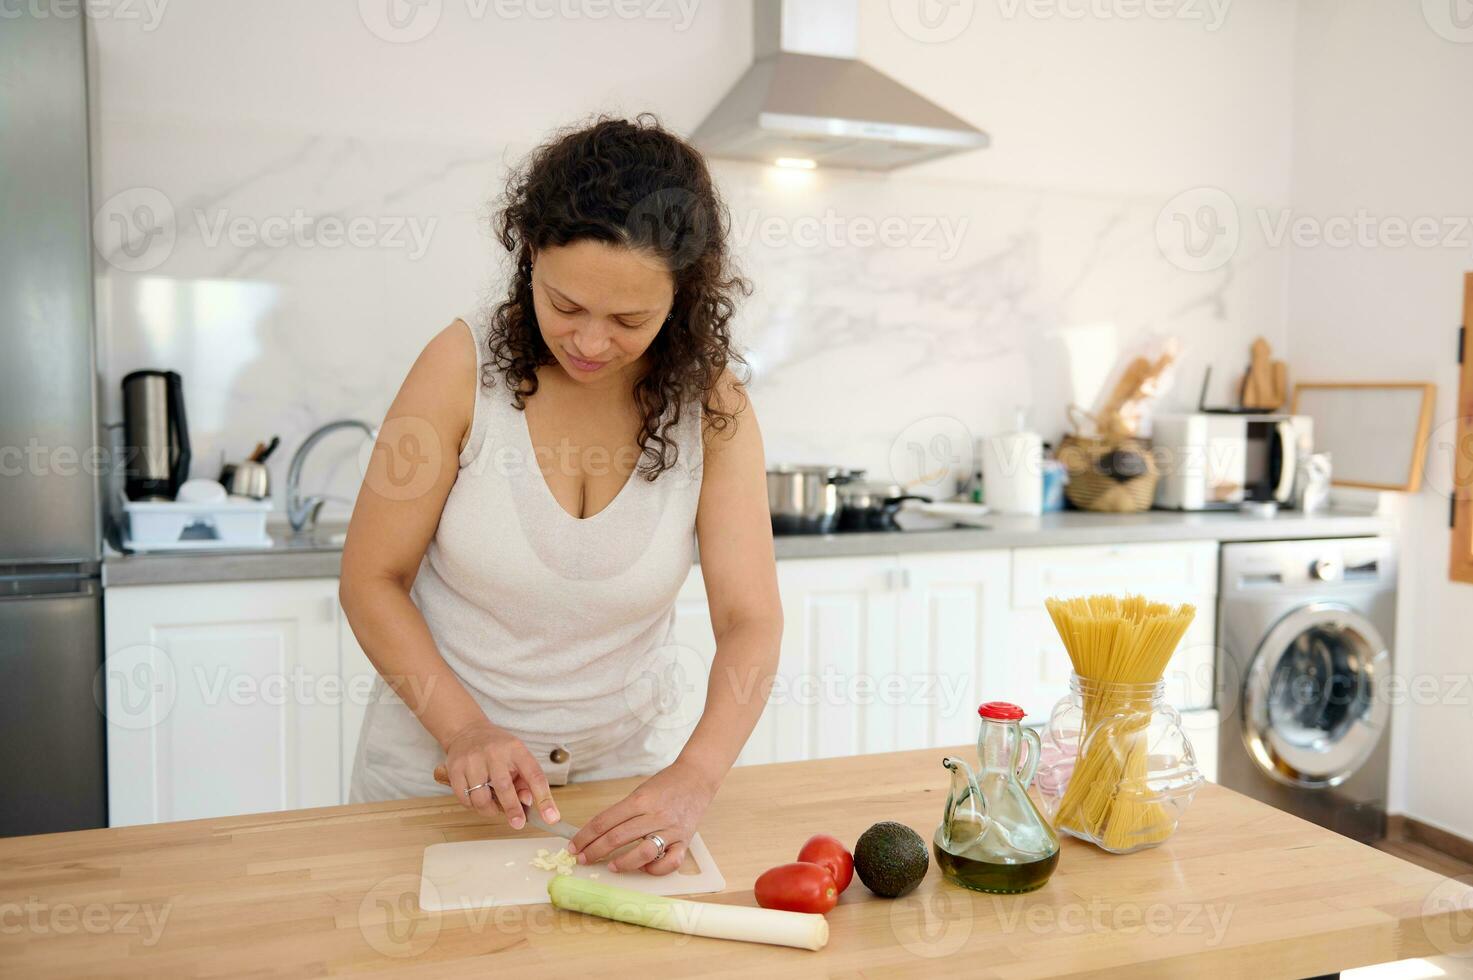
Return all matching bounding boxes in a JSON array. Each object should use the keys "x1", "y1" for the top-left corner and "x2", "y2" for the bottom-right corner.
[{"x1": 981, "y1": 408, "x2": 1043, "y2": 515}]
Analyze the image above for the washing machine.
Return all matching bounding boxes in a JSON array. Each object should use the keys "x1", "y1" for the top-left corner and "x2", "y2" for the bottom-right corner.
[{"x1": 1216, "y1": 537, "x2": 1396, "y2": 842}]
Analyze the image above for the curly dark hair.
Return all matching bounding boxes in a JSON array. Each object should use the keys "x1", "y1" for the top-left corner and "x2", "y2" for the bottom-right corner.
[{"x1": 483, "y1": 113, "x2": 750, "y2": 480}]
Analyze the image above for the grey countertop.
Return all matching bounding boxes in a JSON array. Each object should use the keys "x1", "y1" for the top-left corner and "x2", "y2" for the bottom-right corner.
[{"x1": 101, "y1": 508, "x2": 1390, "y2": 588}]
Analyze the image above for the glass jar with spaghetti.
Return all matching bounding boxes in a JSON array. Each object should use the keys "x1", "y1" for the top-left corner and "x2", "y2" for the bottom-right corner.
[{"x1": 1035, "y1": 673, "x2": 1203, "y2": 854}]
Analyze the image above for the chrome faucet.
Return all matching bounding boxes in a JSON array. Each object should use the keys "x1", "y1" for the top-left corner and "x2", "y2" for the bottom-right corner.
[{"x1": 286, "y1": 419, "x2": 376, "y2": 533}]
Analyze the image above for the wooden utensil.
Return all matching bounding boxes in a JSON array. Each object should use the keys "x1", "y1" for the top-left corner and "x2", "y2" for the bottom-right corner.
[
  {"x1": 1240, "y1": 336, "x2": 1288, "y2": 410},
  {"x1": 253, "y1": 435, "x2": 280, "y2": 462}
]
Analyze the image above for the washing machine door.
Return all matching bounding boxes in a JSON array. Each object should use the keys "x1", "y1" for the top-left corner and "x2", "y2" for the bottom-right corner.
[{"x1": 1242, "y1": 602, "x2": 1390, "y2": 789}]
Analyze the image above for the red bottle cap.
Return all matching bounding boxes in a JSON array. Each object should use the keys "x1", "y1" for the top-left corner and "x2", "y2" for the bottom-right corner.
[{"x1": 978, "y1": 701, "x2": 1026, "y2": 721}]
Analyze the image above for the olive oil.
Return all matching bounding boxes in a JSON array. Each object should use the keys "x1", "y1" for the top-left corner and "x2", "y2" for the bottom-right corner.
[
  {"x1": 935, "y1": 706, "x2": 1062, "y2": 896},
  {"x1": 933, "y1": 843, "x2": 1059, "y2": 895}
]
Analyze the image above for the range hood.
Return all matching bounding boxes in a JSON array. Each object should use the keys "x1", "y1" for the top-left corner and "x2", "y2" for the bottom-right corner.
[{"x1": 692, "y1": 0, "x2": 989, "y2": 171}]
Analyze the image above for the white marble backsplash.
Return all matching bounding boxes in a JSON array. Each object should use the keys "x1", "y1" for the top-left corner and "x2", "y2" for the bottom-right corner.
[
  {"x1": 88, "y1": 3, "x2": 1291, "y2": 521},
  {"x1": 94, "y1": 144, "x2": 1285, "y2": 519}
]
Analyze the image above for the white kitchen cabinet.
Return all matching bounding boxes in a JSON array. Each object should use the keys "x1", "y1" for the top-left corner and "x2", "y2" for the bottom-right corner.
[
  {"x1": 768, "y1": 555, "x2": 901, "y2": 764},
  {"x1": 104, "y1": 538, "x2": 1224, "y2": 825},
  {"x1": 671, "y1": 558, "x2": 893, "y2": 767},
  {"x1": 895, "y1": 551, "x2": 1012, "y2": 750},
  {"x1": 673, "y1": 551, "x2": 1010, "y2": 767},
  {"x1": 104, "y1": 578, "x2": 345, "y2": 826},
  {"x1": 1005, "y1": 542, "x2": 1219, "y2": 722}
]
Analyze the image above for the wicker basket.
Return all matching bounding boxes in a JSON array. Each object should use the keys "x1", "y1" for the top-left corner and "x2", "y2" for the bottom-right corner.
[{"x1": 1057, "y1": 434, "x2": 1158, "y2": 513}]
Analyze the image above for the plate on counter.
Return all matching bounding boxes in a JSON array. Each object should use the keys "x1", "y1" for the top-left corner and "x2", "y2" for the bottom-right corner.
[{"x1": 907, "y1": 501, "x2": 992, "y2": 526}]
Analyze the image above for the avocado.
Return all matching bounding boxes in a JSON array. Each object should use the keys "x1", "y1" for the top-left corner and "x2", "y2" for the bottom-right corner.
[{"x1": 853, "y1": 821, "x2": 929, "y2": 898}]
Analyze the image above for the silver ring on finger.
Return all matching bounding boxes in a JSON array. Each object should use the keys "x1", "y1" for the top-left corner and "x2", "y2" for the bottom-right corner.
[
  {"x1": 644, "y1": 833, "x2": 667, "y2": 862},
  {"x1": 464, "y1": 780, "x2": 490, "y2": 796}
]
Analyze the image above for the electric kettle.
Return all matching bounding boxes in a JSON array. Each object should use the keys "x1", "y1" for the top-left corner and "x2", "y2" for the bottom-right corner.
[{"x1": 121, "y1": 370, "x2": 191, "y2": 500}]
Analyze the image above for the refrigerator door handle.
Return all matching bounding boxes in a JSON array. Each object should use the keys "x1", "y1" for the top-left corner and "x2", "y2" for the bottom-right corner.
[{"x1": 0, "y1": 575, "x2": 99, "y2": 600}]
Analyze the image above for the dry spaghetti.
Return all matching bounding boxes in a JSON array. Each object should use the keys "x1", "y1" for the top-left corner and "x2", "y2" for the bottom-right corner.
[{"x1": 1044, "y1": 594, "x2": 1196, "y2": 852}]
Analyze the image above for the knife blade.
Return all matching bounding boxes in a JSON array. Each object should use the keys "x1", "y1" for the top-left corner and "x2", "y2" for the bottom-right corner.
[{"x1": 431, "y1": 764, "x2": 581, "y2": 840}]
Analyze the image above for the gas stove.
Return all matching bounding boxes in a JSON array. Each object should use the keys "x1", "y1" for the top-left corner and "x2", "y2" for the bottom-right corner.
[{"x1": 770, "y1": 510, "x2": 971, "y2": 536}]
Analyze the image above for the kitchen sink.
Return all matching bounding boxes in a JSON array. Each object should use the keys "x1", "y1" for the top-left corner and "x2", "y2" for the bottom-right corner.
[{"x1": 282, "y1": 525, "x2": 349, "y2": 550}]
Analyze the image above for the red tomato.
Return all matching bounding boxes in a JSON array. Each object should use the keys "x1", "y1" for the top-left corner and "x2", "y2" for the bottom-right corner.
[
  {"x1": 754, "y1": 862, "x2": 839, "y2": 914},
  {"x1": 797, "y1": 834, "x2": 855, "y2": 893}
]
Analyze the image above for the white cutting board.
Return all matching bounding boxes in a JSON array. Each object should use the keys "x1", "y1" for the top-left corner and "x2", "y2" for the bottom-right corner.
[{"x1": 418, "y1": 833, "x2": 725, "y2": 911}]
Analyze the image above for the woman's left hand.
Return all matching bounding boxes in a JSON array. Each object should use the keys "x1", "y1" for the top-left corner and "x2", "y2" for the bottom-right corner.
[{"x1": 567, "y1": 759, "x2": 718, "y2": 875}]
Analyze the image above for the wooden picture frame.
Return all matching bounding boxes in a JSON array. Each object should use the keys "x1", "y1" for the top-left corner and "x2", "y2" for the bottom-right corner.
[
  {"x1": 1291, "y1": 381, "x2": 1436, "y2": 492},
  {"x1": 1452, "y1": 273, "x2": 1473, "y2": 585}
]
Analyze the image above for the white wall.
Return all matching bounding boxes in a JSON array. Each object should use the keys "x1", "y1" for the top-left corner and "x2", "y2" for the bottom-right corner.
[
  {"x1": 1284, "y1": 0, "x2": 1473, "y2": 838},
  {"x1": 88, "y1": 0, "x2": 1296, "y2": 515}
]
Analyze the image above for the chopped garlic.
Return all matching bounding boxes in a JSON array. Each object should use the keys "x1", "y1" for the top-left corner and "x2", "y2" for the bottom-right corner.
[{"x1": 529, "y1": 847, "x2": 576, "y2": 875}]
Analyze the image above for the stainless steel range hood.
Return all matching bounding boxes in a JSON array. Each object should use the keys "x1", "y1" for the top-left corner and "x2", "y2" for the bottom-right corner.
[{"x1": 693, "y1": 0, "x2": 989, "y2": 171}]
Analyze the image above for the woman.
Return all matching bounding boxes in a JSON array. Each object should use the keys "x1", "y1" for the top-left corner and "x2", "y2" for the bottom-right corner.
[{"x1": 339, "y1": 116, "x2": 781, "y2": 876}]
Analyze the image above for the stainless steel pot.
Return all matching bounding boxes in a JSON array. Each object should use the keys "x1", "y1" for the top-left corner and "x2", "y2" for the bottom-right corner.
[
  {"x1": 767, "y1": 464, "x2": 842, "y2": 535},
  {"x1": 224, "y1": 460, "x2": 270, "y2": 499},
  {"x1": 219, "y1": 435, "x2": 279, "y2": 501}
]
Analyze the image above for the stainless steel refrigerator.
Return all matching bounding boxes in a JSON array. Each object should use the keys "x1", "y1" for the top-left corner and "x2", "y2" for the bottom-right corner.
[{"x1": 0, "y1": 13, "x2": 108, "y2": 835}]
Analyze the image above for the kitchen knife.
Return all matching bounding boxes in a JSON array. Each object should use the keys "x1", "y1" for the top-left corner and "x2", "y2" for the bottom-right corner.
[{"x1": 431, "y1": 764, "x2": 582, "y2": 840}]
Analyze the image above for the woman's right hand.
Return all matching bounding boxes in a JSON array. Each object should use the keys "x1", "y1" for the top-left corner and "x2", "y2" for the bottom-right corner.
[{"x1": 443, "y1": 721, "x2": 560, "y2": 829}]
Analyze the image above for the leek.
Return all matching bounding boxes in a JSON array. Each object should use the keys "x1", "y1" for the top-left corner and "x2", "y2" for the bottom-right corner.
[{"x1": 547, "y1": 876, "x2": 829, "y2": 951}]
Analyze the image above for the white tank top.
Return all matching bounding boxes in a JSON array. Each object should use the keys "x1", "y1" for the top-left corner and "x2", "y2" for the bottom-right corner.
[{"x1": 348, "y1": 317, "x2": 703, "y2": 802}]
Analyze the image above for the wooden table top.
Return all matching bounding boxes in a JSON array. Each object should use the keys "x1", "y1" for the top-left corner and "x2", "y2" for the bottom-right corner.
[{"x1": 2, "y1": 746, "x2": 1470, "y2": 978}]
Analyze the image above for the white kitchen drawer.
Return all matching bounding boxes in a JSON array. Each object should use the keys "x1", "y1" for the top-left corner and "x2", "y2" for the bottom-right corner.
[{"x1": 1010, "y1": 541, "x2": 1219, "y2": 609}]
